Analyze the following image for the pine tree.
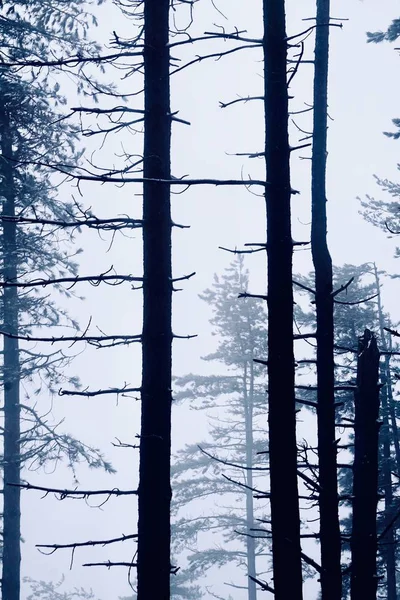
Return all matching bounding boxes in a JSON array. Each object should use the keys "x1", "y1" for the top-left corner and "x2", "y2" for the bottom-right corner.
[
  {"x1": 361, "y1": 177, "x2": 400, "y2": 257},
  {"x1": 172, "y1": 256, "x2": 269, "y2": 599},
  {"x1": 0, "y1": 4, "x2": 108, "y2": 600},
  {"x1": 24, "y1": 577, "x2": 97, "y2": 600},
  {"x1": 361, "y1": 15, "x2": 400, "y2": 223},
  {"x1": 366, "y1": 9, "x2": 400, "y2": 145},
  {"x1": 373, "y1": 264, "x2": 400, "y2": 600},
  {"x1": 367, "y1": 19, "x2": 400, "y2": 44},
  {"x1": 296, "y1": 263, "x2": 400, "y2": 599}
]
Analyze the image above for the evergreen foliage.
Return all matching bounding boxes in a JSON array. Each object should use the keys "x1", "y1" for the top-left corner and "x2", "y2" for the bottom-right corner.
[
  {"x1": 296, "y1": 263, "x2": 400, "y2": 598},
  {"x1": 361, "y1": 178, "x2": 400, "y2": 258},
  {"x1": 172, "y1": 257, "x2": 270, "y2": 598},
  {"x1": 0, "y1": 0, "x2": 114, "y2": 475},
  {"x1": 367, "y1": 19, "x2": 400, "y2": 44},
  {"x1": 0, "y1": 1, "x2": 103, "y2": 63},
  {"x1": 24, "y1": 577, "x2": 97, "y2": 600},
  {"x1": 0, "y1": 3, "x2": 114, "y2": 595}
]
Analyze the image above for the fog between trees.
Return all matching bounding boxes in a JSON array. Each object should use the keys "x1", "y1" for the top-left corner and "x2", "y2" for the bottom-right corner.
[{"x1": 0, "y1": 1, "x2": 400, "y2": 600}]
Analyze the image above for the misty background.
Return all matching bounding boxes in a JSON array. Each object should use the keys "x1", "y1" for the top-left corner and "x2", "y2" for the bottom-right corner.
[{"x1": 15, "y1": 0, "x2": 400, "y2": 598}]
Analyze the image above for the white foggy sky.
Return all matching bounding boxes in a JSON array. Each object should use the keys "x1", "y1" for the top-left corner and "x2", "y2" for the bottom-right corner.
[{"x1": 18, "y1": 1, "x2": 400, "y2": 599}]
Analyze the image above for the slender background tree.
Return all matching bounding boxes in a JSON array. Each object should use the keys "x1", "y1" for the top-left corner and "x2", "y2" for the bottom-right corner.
[{"x1": 172, "y1": 257, "x2": 269, "y2": 599}]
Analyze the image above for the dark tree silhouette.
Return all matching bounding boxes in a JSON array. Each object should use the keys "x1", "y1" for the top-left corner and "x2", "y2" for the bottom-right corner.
[
  {"x1": 311, "y1": 2, "x2": 342, "y2": 598},
  {"x1": 263, "y1": 1, "x2": 302, "y2": 598},
  {"x1": 0, "y1": 97, "x2": 21, "y2": 600},
  {"x1": 351, "y1": 330, "x2": 380, "y2": 600},
  {"x1": 137, "y1": 1, "x2": 172, "y2": 598},
  {"x1": 374, "y1": 264, "x2": 399, "y2": 600}
]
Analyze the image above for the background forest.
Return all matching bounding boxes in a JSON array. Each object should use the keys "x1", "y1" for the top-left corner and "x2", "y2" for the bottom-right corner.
[{"x1": 0, "y1": 1, "x2": 399, "y2": 600}]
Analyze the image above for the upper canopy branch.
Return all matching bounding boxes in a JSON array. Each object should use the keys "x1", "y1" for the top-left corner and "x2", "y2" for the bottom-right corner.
[
  {"x1": 0, "y1": 50, "x2": 144, "y2": 69},
  {"x1": 0, "y1": 330, "x2": 142, "y2": 349},
  {"x1": 59, "y1": 385, "x2": 141, "y2": 398},
  {"x1": 0, "y1": 215, "x2": 143, "y2": 231},
  {"x1": 0, "y1": 270, "x2": 143, "y2": 289},
  {"x1": 10, "y1": 482, "x2": 138, "y2": 498},
  {"x1": 169, "y1": 29, "x2": 262, "y2": 48},
  {"x1": 37, "y1": 533, "x2": 137, "y2": 554},
  {"x1": 14, "y1": 157, "x2": 270, "y2": 187}
]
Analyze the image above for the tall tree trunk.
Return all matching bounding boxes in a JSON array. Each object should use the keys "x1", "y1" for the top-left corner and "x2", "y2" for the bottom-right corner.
[
  {"x1": 244, "y1": 359, "x2": 257, "y2": 600},
  {"x1": 374, "y1": 263, "x2": 400, "y2": 474},
  {"x1": 137, "y1": 1, "x2": 172, "y2": 598},
  {"x1": 0, "y1": 101, "x2": 21, "y2": 600},
  {"x1": 263, "y1": 2, "x2": 303, "y2": 599},
  {"x1": 311, "y1": 2, "x2": 342, "y2": 598},
  {"x1": 350, "y1": 329, "x2": 380, "y2": 600},
  {"x1": 380, "y1": 375, "x2": 397, "y2": 600},
  {"x1": 373, "y1": 263, "x2": 398, "y2": 600},
  {"x1": 385, "y1": 359, "x2": 400, "y2": 475}
]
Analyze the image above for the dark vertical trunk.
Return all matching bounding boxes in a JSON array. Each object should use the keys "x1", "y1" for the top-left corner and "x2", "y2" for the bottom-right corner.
[
  {"x1": 350, "y1": 329, "x2": 380, "y2": 600},
  {"x1": 311, "y1": 2, "x2": 342, "y2": 598},
  {"x1": 374, "y1": 263, "x2": 400, "y2": 475},
  {"x1": 373, "y1": 263, "x2": 398, "y2": 600},
  {"x1": 137, "y1": 1, "x2": 172, "y2": 599},
  {"x1": 263, "y1": 2, "x2": 303, "y2": 599},
  {"x1": 380, "y1": 375, "x2": 397, "y2": 600},
  {"x1": 244, "y1": 359, "x2": 257, "y2": 600},
  {"x1": 386, "y1": 363, "x2": 400, "y2": 475},
  {"x1": 0, "y1": 101, "x2": 21, "y2": 600}
]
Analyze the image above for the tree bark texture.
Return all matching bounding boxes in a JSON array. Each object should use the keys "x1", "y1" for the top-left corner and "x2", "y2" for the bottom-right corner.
[
  {"x1": 263, "y1": 2, "x2": 303, "y2": 599},
  {"x1": 311, "y1": 2, "x2": 342, "y2": 598},
  {"x1": 374, "y1": 263, "x2": 400, "y2": 475},
  {"x1": 0, "y1": 101, "x2": 21, "y2": 600},
  {"x1": 380, "y1": 376, "x2": 397, "y2": 600},
  {"x1": 350, "y1": 329, "x2": 380, "y2": 600},
  {"x1": 374, "y1": 263, "x2": 398, "y2": 600},
  {"x1": 137, "y1": 1, "x2": 172, "y2": 599}
]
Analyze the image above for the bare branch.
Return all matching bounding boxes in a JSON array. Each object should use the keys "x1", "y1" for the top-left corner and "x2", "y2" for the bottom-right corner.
[
  {"x1": 294, "y1": 332, "x2": 317, "y2": 340},
  {"x1": 1, "y1": 50, "x2": 144, "y2": 69},
  {"x1": 11, "y1": 483, "x2": 138, "y2": 498},
  {"x1": 0, "y1": 215, "x2": 143, "y2": 231},
  {"x1": 293, "y1": 280, "x2": 316, "y2": 295},
  {"x1": 222, "y1": 474, "x2": 269, "y2": 496},
  {"x1": 20, "y1": 158, "x2": 269, "y2": 187},
  {"x1": 238, "y1": 292, "x2": 268, "y2": 301},
  {"x1": 59, "y1": 385, "x2": 141, "y2": 398},
  {"x1": 249, "y1": 576, "x2": 275, "y2": 594},
  {"x1": 384, "y1": 327, "x2": 400, "y2": 338},
  {"x1": 83, "y1": 561, "x2": 137, "y2": 568},
  {"x1": 334, "y1": 293, "x2": 379, "y2": 306},
  {"x1": 0, "y1": 271, "x2": 142, "y2": 289},
  {"x1": 37, "y1": 533, "x2": 137, "y2": 553},
  {"x1": 0, "y1": 330, "x2": 141, "y2": 348},
  {"x1": 220, "y1": 95, "x2": 264, "y2": 109},
  {"x1": 301, "y1": 551, "x2": 322, "y2": 573},
  {"x1": 171, "y1": 44, "x2": 261, "y2": 76},
  {"x1": 198, "y1": 446, "x2": 269, "y2": 471},
  {"x1": 297, "y1": 470, "x2": 321, "y2": 493},
  {"x1": 331, "y1": 277, "x2": 354, "y2": 298}
]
